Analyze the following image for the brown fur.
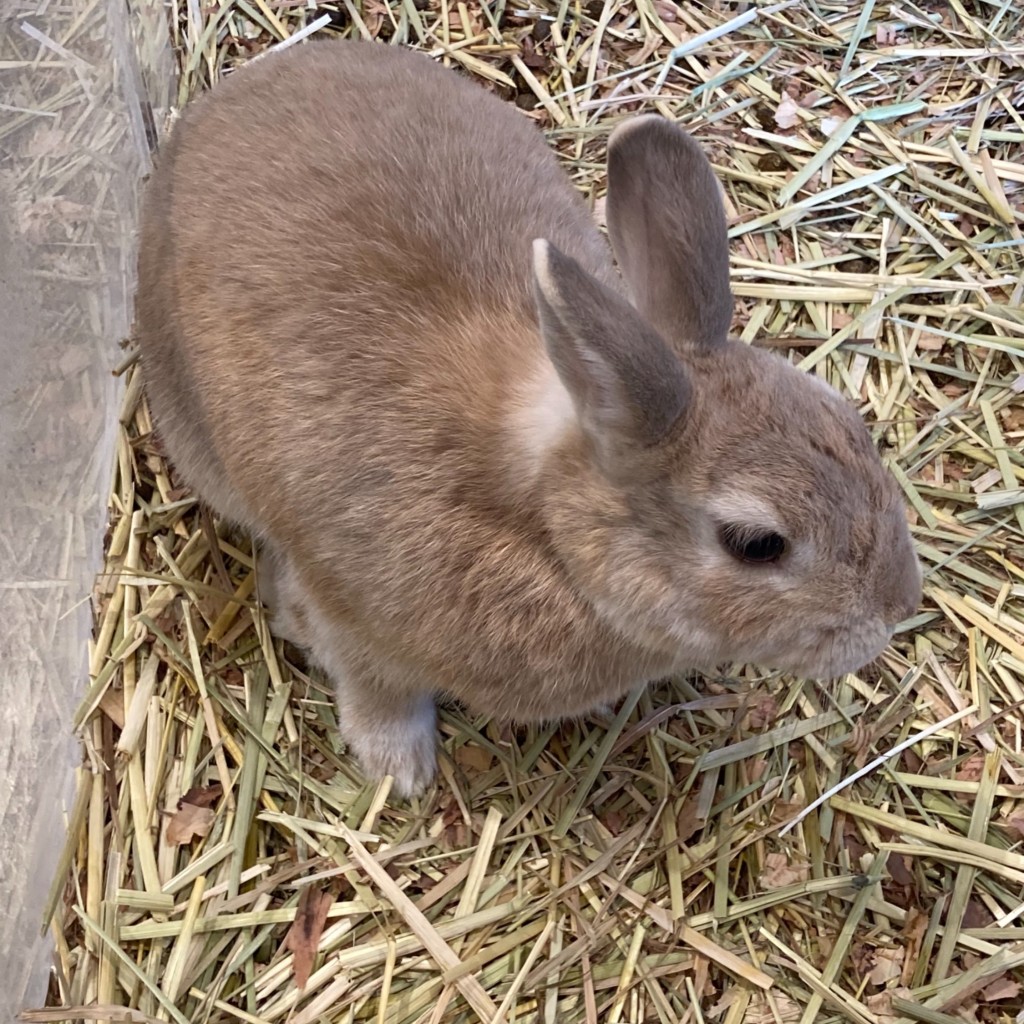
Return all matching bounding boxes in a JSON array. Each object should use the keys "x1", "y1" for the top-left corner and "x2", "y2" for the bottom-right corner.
[{"x1": 136, "y1": 40, "x2": 921, "y2": 795}]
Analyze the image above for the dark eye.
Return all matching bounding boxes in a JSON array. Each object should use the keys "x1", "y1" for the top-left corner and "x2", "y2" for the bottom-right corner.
[{"x1": 718, "y1": 524, "x2": 788, "y2": 565}]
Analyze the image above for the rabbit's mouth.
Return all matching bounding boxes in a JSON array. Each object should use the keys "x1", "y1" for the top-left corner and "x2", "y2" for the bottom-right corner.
[{"x1": 783, "y1": 617, "x2": 893, "y2": 681}]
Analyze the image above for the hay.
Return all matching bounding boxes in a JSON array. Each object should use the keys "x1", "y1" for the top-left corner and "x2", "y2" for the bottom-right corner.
[{"x1": 31, "y1": 0, "x2": 1024, "y2": 1021}]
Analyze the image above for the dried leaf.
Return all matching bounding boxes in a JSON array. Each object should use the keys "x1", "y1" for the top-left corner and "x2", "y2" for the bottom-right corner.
[
  {"x1": 454, "y1": 743, "x2": 493, "y2": 774},
  {"x1": 887, "y1": 852, "x2": 914, "y2": 888},
  {"x1": 180, "y1": 783, "x2": 223, "y2": 808},
  {"x1": 99, "y1": 687, "x2": 126, "y2": 730},
  {"x1": 981, "y1": 976, "x2": 1021, "y2": 1002},
  {"x1": 440, "y1": 798, "x2": 470, "y2": 850},
  {"x1": 774, "y1": 91, "x2": 801, "y2": 130},
  {"x1": 743, "y1": 993, "x2": 802, "y2": 1024},
  {"x1": 868, "y1": 946, "x2": 904, "y2": 986},
  {"x1": 769, "y1": 799, "x2": 807, "y2": 826},
  {"x1": 165, "y1": 783, "x2": 223, "y2": 844},
  {"x1": 962, "y1": 898, "x2": 994, "y2": 929},
  {"x1": 955, "y1": 754, "x2": 986, "y2": 781},
  {"x1": 165, "y1": 802, "x2": 216, "y2": 845},
  {"x1": 759, "y1": 852, "x2": 809, "y2": 889},
  {"x1": 866, "y1": 987, "x2": 915, "y2": 1024},
  {"x1": 875, "y1": 23, "x2": 898, "y2": 45},
  {"x1": 1000, "y1": 404, "x2": 1024, "y2": 432},
  {"x1": 601, "y1": 809, "x2": 626, "y2": 835},
  {"x1": 710, "y1": 988, "x2": 740, "y2": 1017},
  {"x1": 746, "y1": 694, "x2": 778, "y2": 730},
  {"x1": 282, "y1": 886, "x2": 334, "y2": 990},
  {"x1": 676, "y1": 795, "x2": 706, "y2": 844},
  {"x1": 916, "y1": 332, "x2": 946, "y2": 351},
  {"x1": 901, "y1": 908, "x2": 928, "y2": 985}
]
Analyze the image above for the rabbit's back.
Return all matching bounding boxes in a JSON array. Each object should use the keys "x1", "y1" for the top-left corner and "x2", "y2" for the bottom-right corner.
[
  {"x1": 145, "y1": 40, "x2": 613, "y2": 320},
  {"x1": 137, "y1": 41, "x2": 613, "y2": 535}
]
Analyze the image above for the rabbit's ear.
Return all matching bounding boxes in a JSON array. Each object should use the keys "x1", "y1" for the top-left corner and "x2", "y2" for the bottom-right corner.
[
  {"x1": 532, "y1": 239, "x2": 689, "y2": 473},
  {"x1": 605, "y1": 115, "x2": 732, "y2": 349}
]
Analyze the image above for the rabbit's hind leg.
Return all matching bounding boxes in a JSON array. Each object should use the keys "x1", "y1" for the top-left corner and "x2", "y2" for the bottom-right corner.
[
  {"x1": 253, "y1": 554, "x2": 439, "y2": 797},
  {"x1": 254, "y1": 542, "x2": 313, "y2": 648},
  {"x1": 312, "y1": 623, "x2": 438, "y2": 798}
]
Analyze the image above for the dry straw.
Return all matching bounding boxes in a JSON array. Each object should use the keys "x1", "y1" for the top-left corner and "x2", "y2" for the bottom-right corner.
[{"x1": 25, "y1": 0, "x2": 1024, "y2": 1020}]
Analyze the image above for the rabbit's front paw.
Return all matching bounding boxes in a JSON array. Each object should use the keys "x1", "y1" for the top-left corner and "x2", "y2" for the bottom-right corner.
[{"x1": 348, "y1": 694, "x2": 438, "y2": 799}]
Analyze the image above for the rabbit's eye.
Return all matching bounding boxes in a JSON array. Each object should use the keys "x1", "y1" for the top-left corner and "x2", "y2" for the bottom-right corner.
[{"x1": 718, "y1": 524, "x2": 788, "y2": 565}]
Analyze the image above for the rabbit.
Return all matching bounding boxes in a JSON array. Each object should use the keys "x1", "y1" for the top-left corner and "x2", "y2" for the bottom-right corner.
[{"x1": 135, "y1": 39, "x2": 921, "y2": 797}]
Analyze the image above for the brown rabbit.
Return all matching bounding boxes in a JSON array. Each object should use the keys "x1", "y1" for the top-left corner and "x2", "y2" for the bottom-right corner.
[{"x1": 136, "y1": 39, "x2": 921, "y2": 796}]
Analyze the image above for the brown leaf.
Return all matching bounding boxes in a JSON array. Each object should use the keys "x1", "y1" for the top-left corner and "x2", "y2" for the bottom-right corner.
[
  {"x1": 165, "y1": 783, "x2": 223, "y2": 845},
  {"x1": 746, "y1": 694, "x2": 778, "y2": 731},
  {"x1": 283, "y1": 886, "x2": 334, "y2": 990},
  {"x1": 774, "y1": 90, "x2": 801, "y2": 130},
  {"x1": 743, "y1": 993, "x2": 802, "y2": 1024},
  {"x1": 866, "y1": 987, "x2": 915, "y2": 1024},
  {"x1": 165, "y1": 803, "x2": 216, "y2": 845},
  {"x1": 440, "y1": 798, "x2": 470, "y2": 850},
  {"x1": 759, "y1": 852, "x2": 809, "y2": 889},
  {"x1": 454, "y1": 743, "x2": 493, "y2": 774},
  {"x1": 864, "y1": 991, "x2": 894, "y2": 1023},
  {"x1": 768, "y1": 799, "x2": 806, "y2": 827},
  {"x1": 99, "y1": 687, "x2": 126, "y2": 730},
  {"x1": 875, "y1": 23, "x2": 898, "y2": 46},
  {"x1": 710, "y1": 989, "x2": 740, "y2": 1017},
  {"x1": 916, "y1": 332, "x2": 946, "y2": 352},
  {"x1": 676, "y1": 795, "x2": 706, "y2": 844},
  {"x1": 852, "y1": 943, "x2": 875, "y2": 977},
  {"x1": 955, "y1": 754, "x2": 986, "y2": 782},
  {"x1": 1000, "y1": 405, "x2": 1024, "y2": 432},
  {"x1": 961, "y1": 898, "x2": 994, "y2": 929},
  {"x1": 901, "y1": 908, "x2": 928, "y2": 985},
  {"x1": 867, "y1": 946, "x2": 904, "y2": 986},
  {"x1": 180, "y1": 783, "x2": 223, "y2": 808},
  {"x1": 887, "y1": 852, "x2": 914, "y2": 888},
  {"x1": 601, "y1": 809, "x2": 625, "y2": 836},
  {"x1": 842, "y1": 822, "x2": 869, "y2": 865},
  {"x1": 981, "y1": 976, "x2": 1021, "y2": 1002}
]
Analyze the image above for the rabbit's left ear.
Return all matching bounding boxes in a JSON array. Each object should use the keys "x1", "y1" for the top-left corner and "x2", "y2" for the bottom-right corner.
[
  {"x1": 605, "y1": 115, "x2": 733, "y2": 350},
  {"x1": 531, "y1": 238, "x2": 690, "y2": 474}
]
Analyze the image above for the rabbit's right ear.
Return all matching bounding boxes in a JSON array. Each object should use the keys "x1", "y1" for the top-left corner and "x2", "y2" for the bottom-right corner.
[
  {"x1": 605, "y1": 115, "x2": 733, "y2": 350},
  {"x1": 531, "y1": 239, "x2": 689, "y2": 477}
]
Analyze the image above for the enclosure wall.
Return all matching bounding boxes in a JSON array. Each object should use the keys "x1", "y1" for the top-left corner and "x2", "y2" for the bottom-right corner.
[{"x1": 0, "y1": 0, "x2": 172, "y2": 1015}]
